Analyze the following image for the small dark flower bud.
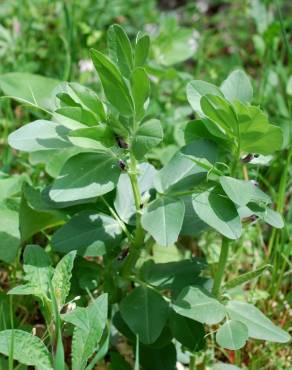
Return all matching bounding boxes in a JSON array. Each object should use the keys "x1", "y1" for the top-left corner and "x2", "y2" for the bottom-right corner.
[
  {"x1": 118, "y1": 160, "x2": 126, "y2": 171},
  {"x1": 117, "y1": 248, "x2": 129, "y2": 261},
  {"x1": 115, "y1": 135, "x2": 128, "y2": 149},
  {"x1": 241, "y1": 154, "x2": 253, "y2": 163}
]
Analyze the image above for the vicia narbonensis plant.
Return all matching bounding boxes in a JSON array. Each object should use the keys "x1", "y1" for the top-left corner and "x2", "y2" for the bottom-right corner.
[{"x1": 1, "y1": 24, "x2": 290, "y2": 370}]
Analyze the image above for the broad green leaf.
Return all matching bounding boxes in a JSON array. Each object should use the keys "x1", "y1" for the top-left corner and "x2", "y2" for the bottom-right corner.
[
  {"x1": 131, "y1": 67, "x2": 150, "y2": 119},
  {"x1": 0, "y1": 72, "x2": 60, "y2": 112},
  {"x1": 141, "y1": 196, "x2": 185, "y2": 246},
  {"x1": 120, "y1": 286, "x2": 169, "y2": 344},
  {"x1": 0, "y1": 329, "x2": 53, "y2": 370},
  {"x1": 49, "y1": 152, "x2": 120, "y2": 202},
  {"x1": 216, "y1": 320, "x2": 248, "y2": 350},
  {"x1": 140, "y1": 343, "x2": 176, "y2": 370},
  {"x1": 234, "y1": 101, "x2": 283, "y2": 155},
  {"x1": 132, "y1": 119, "x2": 163, "y2": 159},
  {"x1": 29, "y1": 147, "x2": 85, "y2": 178},
  {"x1": 53, "y1": 108, "x2": 89, "y2": 130},
  {"x1": 192, "y1": 188, "x2": 242, "y2": 240},
  {"x1": 52, "y1": 212, "x2": 122, "y2": 256},
  {"x1": 140, "y1": 258, "x2": 207, "y2": 290},
  {"x1": 180, "y1": 195, "x2": 208, "y2": 236},
  {"x1": 169, "y1": 310, "x2": 205, "y2": 352},
  {"x1": 52, "y1": 251, "x2": 76, "y2": 310},
  {"x1": 90, "y1": 49, "x2": 134, "y2": 116},
  {"x1": 0, "y1": 174, "x2": 28, "y2": 201},
  {"x1": 219, "y1": 176, "x2": 270, "y2": 206},
  {"x1": 154, "y1": 27, "x2": 197, "y2": 66},
  {"x1": 220, "y1": 69, "x2": 253, "y2": 103},
  {"x1": 187, "y1": 80, "x2": 223, "y2": 115},
  {"x1": 134, "y1": 33, "x2": 150, "y2": 67},
  {"x1": 61, "y1": 82, "x2": 106, "y2": 120},
  {"x1": 68, "y1": 294, "x2": 108, "y2": 370},
  {"x1": 108, "y1": 24, "x2": 133, "y2": 78},
  {"x1": 201, "y1": 94, "x2": 238, "y2": 136},
  {"x1": 68, "y1": 125, "x2": 114, "y2": 150},
  {"x1": 9, "y1": 245, "x2": 53, "y2": 299},
  {"x1": 173, "y1": 286, "x2": 226, "y2": 325},
  {"x1": 19, "y1": 184, "x2": 66, "y2": 241},
  {"x1": 226, "y1": 300, "x2": 290, "y2": 342},
  {"x1": 240, "y1": 124, "x2": 283, "y2": 155},
  {"x1": 0, "y1": 209, "x2": 20, "y2": 263},
  {"x1": 154, "y1": 140, "x2": 217, "y2": 193},
  {"x1": 8, "y1": 120, "x2": 72, "y2": 152}
]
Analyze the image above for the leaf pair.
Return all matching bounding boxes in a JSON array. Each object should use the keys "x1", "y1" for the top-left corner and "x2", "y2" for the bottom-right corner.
[{"x1": 187, "y1": 69, "x2": 283, "y2": 155}]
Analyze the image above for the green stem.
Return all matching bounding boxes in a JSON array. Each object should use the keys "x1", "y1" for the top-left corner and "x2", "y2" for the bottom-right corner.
[
  {"x1": 189, "y1": 354, "x2": 196, "y2": 370},
  {"x1": 212, "y1": 237, "x2": 230, "y2": 297},
  {"x1": 121, "y1": 153, "x2": 144, "y2": 277}
]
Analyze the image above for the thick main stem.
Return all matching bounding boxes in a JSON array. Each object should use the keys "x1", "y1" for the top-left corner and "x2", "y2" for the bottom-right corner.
[
  {"x1": 121, "y1": 153, "x2": 144, "y2": 277},
  {"x1": 212, "y1": 237, "x2": 230, "y2": 297}
]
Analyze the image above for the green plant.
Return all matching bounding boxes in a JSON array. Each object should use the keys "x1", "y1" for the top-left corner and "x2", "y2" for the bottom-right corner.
[{"x1": 0, "y1": 24, "x2": 290, "y2": 369}]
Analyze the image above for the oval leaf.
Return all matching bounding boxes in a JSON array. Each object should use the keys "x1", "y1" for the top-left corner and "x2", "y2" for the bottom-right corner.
[
  {"x1": 141, "y1": 196, "x2": 185, "y2": 246},
  {"x1": 226, "y1": 300, "x2": 290, "y2": 343},
  {"x1": 216, "y1": 320, "x2": 248, "y2": 350},
  {"x1": 173, "y1": 286, "x2": 226, "y2": 325},
  {"x1": 120, "y1": 286, "x2": 169, "y2": 344},
  {"x1": 49, "y1": 152, "x2": 120, "y2": 202}
]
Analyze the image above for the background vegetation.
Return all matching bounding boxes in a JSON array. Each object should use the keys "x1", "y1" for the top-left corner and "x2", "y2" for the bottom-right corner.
[{"x1": 0, "y1": 0, "x2": 291, "y2": 369}]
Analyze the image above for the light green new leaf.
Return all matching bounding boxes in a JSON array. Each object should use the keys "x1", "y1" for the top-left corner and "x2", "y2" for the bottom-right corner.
[
  {"x1": 220, "y1": 69, "x2": 253, "y2": 103},
  {"x1": 216, "y1": 320, "x2": 248, "y2": 350},
  {"x1": 0, "y1": 329, "x2": 53, "y2": 370},
  {"x1": 0, "y1": 72, "x2": 60, "y2": 112},
  {"x1": 52, "y1": 251, "x2": 76, "y2": 310},
  {"x1": 120, "y1": 286, "x2": 169, "y2": 344},
  {"x1": 226, "y1": 300, "x2": 290, "y2": 342},
  {"x1": 68, "y1": 125, "x2": 114, "y2": 151},
  {"x1": 69, "y1": 294, "x2": 108, "y2": 370},
  {"x1": 173, "y1": 286, "x2": 226, "y2": 325},
  {"x1": 134, "y1": 33, "x2": 150, "y2": 67},
  {"x1": 9, "y1": 245, "x2": 53, "y2": 299},
  {"x1": 187, "y1": 80, "x2": 223, "y2": 115},
  {"x1": 132, "y1": 119, "x2": 163, "y2": 159},
  {"x1": 0, "y1": 209, "x2": 20, "y2": 263},
  {"x1": 131, "y1": 67, "x2": 150, "y2": 119},
  {"x1": 200, "y1": 94, "x2": 238, "y2": 135},
  {"x1": 219, "y1": 176, "x2": 271, "y2": 206},
  {"x1": 90, "y1": 49, "x2": 134, "y2": 116},
  {"x1": 240, "y1": 124, "x2": 283, "y2": 155},
  {"x1": 8, "y1": 120, "x2": 72, "y2": 152},
  {"x1": 52, "y1": 212, "x2": 122, "y2": 256},
  {"x1": 141, "y1": 196, "x2": 185, "y2": 246},
  {"x1": 108, "y1": 24, "x2": 133, "y2": 78},
  {"x1": 192, "y1": 188, "x2": 242, "y2": 240},
  {"x1": 49, "y1": 152, "x2": 120, "y2": 202}
]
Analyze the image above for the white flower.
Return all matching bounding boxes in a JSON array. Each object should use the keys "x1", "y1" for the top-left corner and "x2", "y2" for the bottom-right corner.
[{"x1": 78, "y1": 59, "x2": 94, "y2": 73}]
